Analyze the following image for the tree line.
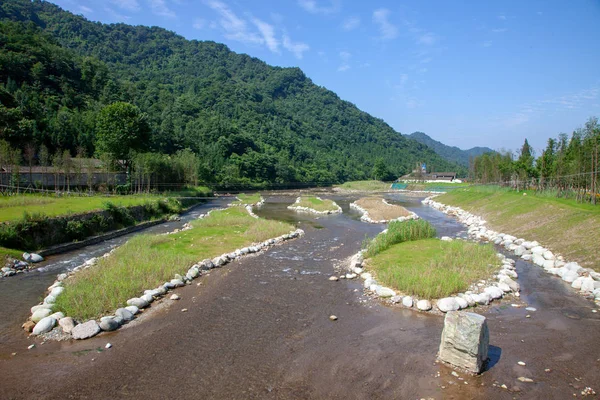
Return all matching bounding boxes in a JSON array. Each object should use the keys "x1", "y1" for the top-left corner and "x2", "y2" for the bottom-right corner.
[{"x1": 469, "y1": 117, "x2": 600, "y2": 204}]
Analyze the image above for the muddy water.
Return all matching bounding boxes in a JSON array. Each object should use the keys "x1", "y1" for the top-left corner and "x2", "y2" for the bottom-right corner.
[
  {"x1": 0, "y1": 197, "x2": 231, "y2": 345},
  {"x1": 0, "y1": 192, "x2": 598, "y2": 399}
]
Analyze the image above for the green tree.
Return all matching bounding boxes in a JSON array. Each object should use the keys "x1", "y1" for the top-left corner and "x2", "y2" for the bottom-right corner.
[
  {"x1": 95, "y1": 102, "x2": 150, "y2": 175},
  {"x1": 372, "y1": 157, "x2": 394, "y2": 181}
]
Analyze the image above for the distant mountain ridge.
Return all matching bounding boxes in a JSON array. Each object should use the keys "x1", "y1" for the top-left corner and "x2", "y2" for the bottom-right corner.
[{"x1": 407, "y1": 132, "x2": 494, "y2": 167}]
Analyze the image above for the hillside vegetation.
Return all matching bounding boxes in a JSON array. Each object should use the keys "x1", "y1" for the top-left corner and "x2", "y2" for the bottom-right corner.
[
  {"x1": 408, "y1": 131, "x2": 493, "y2": 168},
  {"x1": 0, "y1": 0, "x2": 460, "y2": 188}
]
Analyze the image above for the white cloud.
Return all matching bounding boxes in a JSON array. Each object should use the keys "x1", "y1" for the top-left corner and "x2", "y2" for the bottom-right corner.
[
  {"x1": 78, "y1": 5, "x2": 93, "y2": 15},
  {"x1": 149, "y1": 0, "x2": 176, "y2": 18},
  {"x1": 498, "y1": 15, "x2": 507, "y2": 20},
  {"x1": 283, "y1": 35, "x2": 310, "y2": 59},
  {"x1": 417, "y1": 32, "x2": 436, "y2": 46},
  {"x1": 483, "y1": 41, "x2": 492, "y2": 47},
  {"x1": 337, "y1": 51, "x2": 351, "y2": 71},
  {"x1": 110, "y1": 0, "x2": 140, "y2": 12},
  {"x1": 252, "y1": 18, "x2": 279, "y2": 53},
  {"x1": 372, "y1": 8, "x2": 398, "y2": 40},
  {"x1": 204, "y1": 1, "x2": 263, "y2": 45},
  {"x1": 342, "y1": 16, "x2": 360, "y2": 31},
  {"x1": 298, "y1": 0, "x2": 341, "y2": 15},
  {"x1": 399, "y1": 73, "x2": 408, "y2": 86},
  {"x1": 492, "y1": 28, "x2": 507, "y2": 33},
  {"x1": 104, "y1": 7, "x2": 131, "y2": 21},
  {"x1": 193, "y1": 18, "x2": 206, "y2": 29}
]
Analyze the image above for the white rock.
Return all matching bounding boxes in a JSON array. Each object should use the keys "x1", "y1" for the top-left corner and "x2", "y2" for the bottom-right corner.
[
  {"x1": 71, "y1": 320, "x2": 101, "y2": 340},
  {"x1": 532, "y1": 255, "x2": 546, "y2": 267},
  {"x1": 402, "y1": 296, "x2": 413, "y2": 307},
  {"x1": 32, "y1": 316, "x2": 56, "y2": 335},
  {"x1": 562, "y1": 270, "x2": 580, "y2": 283},
  {"x1": 484, "y1": 286, "x2": 504, "y2": 299},
  {"x1": 59, "y1": 317, "x2": 76, "y2": 333},
  {"x1": 31, "y1": 308, "x2": 52, "y2": 323},
  {"x1": 126, "y1": 297, "x2": 149, "y2": 309},
  {"x1": 115, "y1": 308, "x2": 135, "y2": 321},
  {"x1": 514, "y1": 246, "x2": 525, "y2": 256},
  {"x1": 170, "y1": 294, "x2": 180, "y2": 300},
  {"x1": 580, "y1": 277, "x2": 595, "y2": 293},
  {"x1": 542, "y1": 259, "x2": 555, "y2": 270},
  {"x1": 531, "y1": 246, "x2": 545, "y2": 255},
  {"x1": 49, "y1": 287, "x2": 64, "y2": 298},
  {"x1": 49, "y1": 312, "x2": 65, "y2": 320},
  {"x1": 141, "y1": 294, "x2": 154, "y2": 303},
  {"x1": 44, "y1": 295, "x2": 56, "y2": 304},
  {"x1": 345, "y1": 273, "x2": 357, "y2": 279},
  {"x1": 498, "y1": 282, "x2": 511, "y2": 292},
  {"x1": 572, "y1": 277, "x2": 585, "y2": 290},
  {"x1": 437, "y1": 297, "x2": 460, "y2": 313},
  {"x1": 125, "y1": 305, "x2": 139, "y2": 315},
  {"x1": 455, "y1": 297, "x2": 469, "y2": 309},
  {"x1": 542, "y1": 250, "x2": 555, "y2": 260},
  {"x1": 416, "y1": 299, "x2": 432, "y2": 311},
  {"x1": 375, "y1": 286, "x2": 396, "y2": 298},
  {"x1": 499, "y1": 276, "x2": 520, "y2": 292}
]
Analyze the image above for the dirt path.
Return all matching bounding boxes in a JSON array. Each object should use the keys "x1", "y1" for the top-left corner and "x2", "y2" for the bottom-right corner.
[{"x1": 0, "y1": 196, "x2": 598, "y2": 399}]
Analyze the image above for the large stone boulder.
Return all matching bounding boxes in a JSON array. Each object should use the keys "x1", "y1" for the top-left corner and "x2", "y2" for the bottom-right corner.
[{"x1": 438, "y1": 311, "x2": 489, "y2": 374}]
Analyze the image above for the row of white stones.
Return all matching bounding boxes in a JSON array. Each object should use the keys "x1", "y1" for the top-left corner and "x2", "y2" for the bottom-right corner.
[
  {"x1": 287, "y1": 196, "x2": 342, "y2": 215},
  {"x1": 422, "y1": 196, "x2": 600, "y2": 303},
  {"x1": 27, "y1": 206, "x2": 304, "y2": 339},
  {"x1": 349, "y1": 199, "x2": 420, "y2": 224}
]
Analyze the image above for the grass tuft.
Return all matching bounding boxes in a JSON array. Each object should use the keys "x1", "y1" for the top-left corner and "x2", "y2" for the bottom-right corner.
[
  {"x1": 364, "y1": 219, "x2": 436, "y2": 258},
  {"x1": 54, "y1": 207, "x2": 293, "y2": 320},
  {"x1": 367, "y1": 238, "x2": 499, "y2": 298}
]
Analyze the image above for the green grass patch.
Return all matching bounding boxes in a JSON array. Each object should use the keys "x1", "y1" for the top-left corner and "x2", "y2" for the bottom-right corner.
[
  {"x1": 294, "y1": 196, "x2": 339, "y2": 212},
  {"x1": 437, "y1": 186, "x2": 600, "y2": 270},
  {"x1": 403, "y1": 182, "x2": 470, "y2": 191},
  {"x1": 367, "y1": 238, "x2": 499, "y2": 298},
  {"x1": 0, "y1": 194, "x2": 169, "y2": 223},
  {"x1": 337, "y1": 180, "x2": 391, "y2": 191},
  {"x1": 54, "y1": 207, "x2": 294, "y2": 320},
  {"x1": 0, "y1": 246, "x2": 23, "y2": 262},
  {"x1": 364, "y1": 219, "x2": 437, "y2": 258},
  {"x1": 232, "y1": 193, "x2": 262, "y2": 205}
]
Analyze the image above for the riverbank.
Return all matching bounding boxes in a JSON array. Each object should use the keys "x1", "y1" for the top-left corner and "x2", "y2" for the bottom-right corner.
[{"x1": 436, "y1": 187, "x2": 600, "y2": 271}]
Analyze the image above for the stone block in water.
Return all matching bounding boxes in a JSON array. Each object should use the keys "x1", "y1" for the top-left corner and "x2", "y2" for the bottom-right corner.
[{"x1": 438, "y1": 311, "x2": 489, "y2": 374}]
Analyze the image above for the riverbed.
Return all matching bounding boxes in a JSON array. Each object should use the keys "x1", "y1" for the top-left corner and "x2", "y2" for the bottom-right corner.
[{"x1": 0, "y1": 192, "x2": 598, "y2": 399}]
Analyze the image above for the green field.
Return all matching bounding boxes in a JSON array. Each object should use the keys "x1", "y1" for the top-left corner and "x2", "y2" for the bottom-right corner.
[
  {"x1": 0, "y1": 194, "x2": 164, "y2": 222},
  {"x1": 336, "y1": 180, "x2": 391, "y2": 191},
  {"x1": 294, "y1": 196, "x2": 339, "y2": 212},
  {"x1": 367, "y1": 238, "x2": 499, "y2": 298},
  {"x1": 55, "y1": 207, "x2": 294, "y2": 319},
  {"x1": 437, "y1": 186, "x2": 600, "y2": 270}
]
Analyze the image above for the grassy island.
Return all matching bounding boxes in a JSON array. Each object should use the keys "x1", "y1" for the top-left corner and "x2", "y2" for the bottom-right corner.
[{"x1": 55, "y1": 207, "x2": 294, "y2": 319}]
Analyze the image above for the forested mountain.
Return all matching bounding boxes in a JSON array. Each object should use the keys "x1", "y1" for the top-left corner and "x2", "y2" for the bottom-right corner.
[
  {"x1": 0, "y1": 0, "x2": 462, "y2": 186},
  {"x1": 408, "y1": 132, "x2": 494, "y2": 168}
]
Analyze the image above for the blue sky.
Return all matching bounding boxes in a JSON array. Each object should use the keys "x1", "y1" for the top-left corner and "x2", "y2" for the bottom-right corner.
[{"x1": 53, "y1": 0, "x2": 600, "y2": 155}]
